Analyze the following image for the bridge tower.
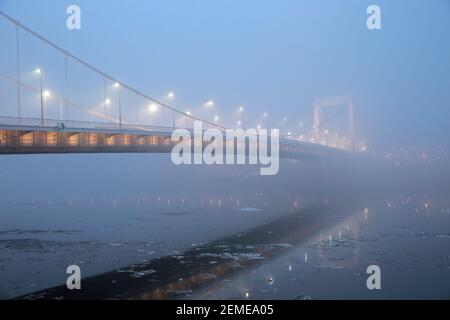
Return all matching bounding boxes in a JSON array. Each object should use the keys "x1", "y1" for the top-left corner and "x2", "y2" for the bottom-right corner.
[{"x1": 313, "y1": 96, "x2": 354, "y2": 150}]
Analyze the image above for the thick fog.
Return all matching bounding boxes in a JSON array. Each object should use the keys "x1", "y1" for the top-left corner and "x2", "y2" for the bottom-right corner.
[{"x1": 0, "y1": 0, "x2": 449, "y2": 300}]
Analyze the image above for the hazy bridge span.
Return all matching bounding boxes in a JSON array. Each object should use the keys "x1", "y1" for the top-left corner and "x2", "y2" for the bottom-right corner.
[
  {"x1": 0, "y1": 116, "x2": 347, "y2": 161},
  {"x1": 0, "y1": 11, "x2": 352, "y2": 161}
]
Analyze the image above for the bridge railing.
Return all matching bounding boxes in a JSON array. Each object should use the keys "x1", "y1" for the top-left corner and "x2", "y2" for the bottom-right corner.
[{"x1": 0, "y1": 116, "x2": 183, "y2": 134}]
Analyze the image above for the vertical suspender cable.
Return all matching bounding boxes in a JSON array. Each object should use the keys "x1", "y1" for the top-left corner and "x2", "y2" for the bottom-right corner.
[{"x1": 15, "y1": 25, "x2": 21, "y2": 121}]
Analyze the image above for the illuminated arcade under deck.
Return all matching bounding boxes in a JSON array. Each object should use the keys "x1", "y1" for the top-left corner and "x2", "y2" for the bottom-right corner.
[{"x1": 0, "y1": 117, "x2": 348, "y2": 161}]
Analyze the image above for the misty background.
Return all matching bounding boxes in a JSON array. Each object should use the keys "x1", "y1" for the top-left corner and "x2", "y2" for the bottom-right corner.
[
  {"x1": 1, "y1": 0, "x2": 449, "y2": 149},
  {"x1": 1, "y1": 0, "x2": 450, "y2": 299}
]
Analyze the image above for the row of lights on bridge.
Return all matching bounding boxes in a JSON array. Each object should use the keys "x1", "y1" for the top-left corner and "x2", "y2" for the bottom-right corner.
[
  {"x1": 30, "y1": 67, "x2": 364, "y2": 150},
  {"x1": 31, "y1": 68, "x2": 294, "y2": 130}
]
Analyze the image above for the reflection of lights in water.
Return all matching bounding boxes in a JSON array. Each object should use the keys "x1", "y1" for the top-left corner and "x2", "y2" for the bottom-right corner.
[
  {"x1": 267, "y1": 277, "x2": 274, "y2": 285},
  {"x1": 245, "y1": 291, "x2": 250, "y2": 299},
  {"x1": 288, "y1": 265, "x2": 292, "y2": 271},
  {"x1": 364, "y1": 208, "x2": 369, "y2": 214},
  {"x1": 338, "y1": 229, "x2": 342, "y2": 239},
  {"x1": 329, "y1": 235, "x2": 332, "y2": 244},
  {"x1": 304, "y1": 253, "x2": 308, "y2": 263}
]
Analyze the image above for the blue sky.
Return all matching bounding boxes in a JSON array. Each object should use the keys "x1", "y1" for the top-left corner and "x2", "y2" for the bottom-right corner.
[{"x1": 1, "y1": 0, "x2": 450, "y2": 148}]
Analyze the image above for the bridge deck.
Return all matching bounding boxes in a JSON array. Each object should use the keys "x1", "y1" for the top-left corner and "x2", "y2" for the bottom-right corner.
[{"x1": 0, "y1": 117, "x2": 347, "y2": 160}]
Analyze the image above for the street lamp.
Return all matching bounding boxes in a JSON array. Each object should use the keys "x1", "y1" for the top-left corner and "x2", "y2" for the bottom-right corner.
[
  {"x1": 42, "y1": 90, "x2": 51, "y2": 122},
  {"x1": 204, "y1": 100, "x2": 214, "y2": 108},
  {"x1": 34, "y1": 69, "x2": 44, "y2": 125},
  {"x1": 114, "y1": 83, "x2": 122, "y2": 126},
  {"x1": 103, "y1": 98, "x2": 111, "y2": 121},
  {"x1": 236, "y1": 106, "x2": 245, "y2": 128},
  {"x1": 261, "y1": 113, "x2": 268, "y2": 128},
  {"x1": 167, "y1": 91, "x2": 175, "y2": 99},
  {"x1": 149, "y1": 103, "x2": 158, "y2": 113}
]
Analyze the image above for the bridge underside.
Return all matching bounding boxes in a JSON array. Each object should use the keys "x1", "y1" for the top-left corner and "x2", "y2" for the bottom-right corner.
[
  {"x1": 0, "y1": 127, "x2": 348, "y2": 162},
  {"x1": 0, "y1": 128, "x2": 173, "y2": 155}
]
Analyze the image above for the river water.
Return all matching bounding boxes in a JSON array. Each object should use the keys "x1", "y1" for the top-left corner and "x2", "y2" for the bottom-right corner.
[{"x1": 0, "y1": 154, "x2": 449, "y2": 299}]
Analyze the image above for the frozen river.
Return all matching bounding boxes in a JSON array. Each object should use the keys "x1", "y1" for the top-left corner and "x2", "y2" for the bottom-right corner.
[{"x1": 0, "y1": 154, "x2": 449, "y2": 299}]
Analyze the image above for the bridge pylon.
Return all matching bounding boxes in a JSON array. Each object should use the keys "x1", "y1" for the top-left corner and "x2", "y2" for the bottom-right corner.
[{"x1": 313, "y1": 96, "x2": 354, "y2": 150}]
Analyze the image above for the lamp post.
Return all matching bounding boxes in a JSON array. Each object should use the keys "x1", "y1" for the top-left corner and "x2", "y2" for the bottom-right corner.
[
  {"x1": 114, "y1": 83, "x2": 122, "y2": 126},
  {"x1": 238, "y1": 106, "x2": 244, "y2": 129},
  {"x1": 35, "y1": 69, "x2": 44, "y2": 125},
  {"x1": 105, "y1": 98, "x2": 111, "y2": 121},
  {"x1": 167, "y1": 91, "x2": 175, "y2": 100},
  {"x1": 42, "y1": 90, "x2": 51, "y2": 124},
  {"x1": 204, "y1": 100, "x2": 215, "y2": 123}
]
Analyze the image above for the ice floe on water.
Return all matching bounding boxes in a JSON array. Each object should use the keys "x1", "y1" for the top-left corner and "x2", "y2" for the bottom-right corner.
[
  {"x1": 0, "y1": 238, "x2": 99, "y2": 254},
  {"x1": 117, "y1": 265, "x2": 157, "y2": 278},
  {"x1": 409, "y1": 232, "x2": 450, "y2": 239},
  {"x1": 239, "y1": 207, "x2": 262, "y2": 212},
  {"x1": 433, "y1": 233, "x2": 450, "y2": 239},
  {"x1": 0, "y1": 229, "x2": 82, "y2": 236},
  {"x1": 198, "y1": 252, "x2": 265, "y2": 261}
]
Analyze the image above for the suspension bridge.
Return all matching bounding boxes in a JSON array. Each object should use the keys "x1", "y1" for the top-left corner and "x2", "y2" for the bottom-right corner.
[{"x1": 0, "y1": 11, "x2": 353, "y2": 161}]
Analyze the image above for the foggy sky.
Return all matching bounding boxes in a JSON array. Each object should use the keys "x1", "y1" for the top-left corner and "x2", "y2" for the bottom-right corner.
[{"x1": 1, "y1": 0, "x2": 450, "y2": 148}]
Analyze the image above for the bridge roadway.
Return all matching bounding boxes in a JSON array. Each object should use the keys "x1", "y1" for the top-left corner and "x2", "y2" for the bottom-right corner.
[{"x1": 0, "y1": 117, "x2": 348, "y2": 161}]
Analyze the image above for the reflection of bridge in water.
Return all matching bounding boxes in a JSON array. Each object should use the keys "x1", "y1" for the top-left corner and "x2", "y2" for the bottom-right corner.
[
  {"x1": 0, "y1": 11, "x2": 353, "y2": 160},
  {"x1": 18, "y1": 202, "x2": 354, "y2": 300}
]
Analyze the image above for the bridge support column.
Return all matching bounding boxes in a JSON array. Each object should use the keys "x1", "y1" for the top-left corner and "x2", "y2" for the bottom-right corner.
[{"x1": 313, "y1": 96, "x2": 355, "y2": 150}]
